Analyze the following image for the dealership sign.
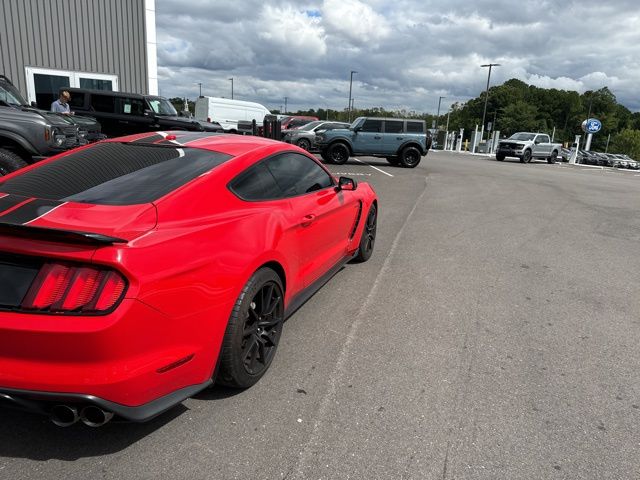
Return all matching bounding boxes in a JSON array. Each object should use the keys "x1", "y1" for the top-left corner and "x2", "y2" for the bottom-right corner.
[{"x1": 581, "y1": 118, "x2": 602, "y2": 134}]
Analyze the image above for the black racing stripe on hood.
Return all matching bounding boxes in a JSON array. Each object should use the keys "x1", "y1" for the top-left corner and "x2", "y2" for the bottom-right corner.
[
  {"x1": 0, "y1": 198, "x2": 63, "y2": 225},
  {"x1": 0, "y1": 195, "x2": 31, "y2": 215}
]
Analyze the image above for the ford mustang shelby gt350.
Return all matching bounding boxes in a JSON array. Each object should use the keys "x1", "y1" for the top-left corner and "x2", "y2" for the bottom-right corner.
[{"x1": 0, "y1": 132, "x2": 377, "y2": 426}]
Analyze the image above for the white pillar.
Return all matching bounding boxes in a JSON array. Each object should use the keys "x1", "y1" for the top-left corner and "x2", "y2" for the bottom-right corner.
[
  {"x1": 457, "y1": 129, "x2": 464, "y2": 152},
  {"x1": 569, "y1": 135, "x2": 581, "y2": 164},
  {"x1": 584, "y1": 133, "x2": 593, "y2": 151}
]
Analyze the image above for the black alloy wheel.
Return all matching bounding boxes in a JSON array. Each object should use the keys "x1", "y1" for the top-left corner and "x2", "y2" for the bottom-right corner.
[
  {"x1": 547, "y1": 151, "x2": 558, "y2": 164},
  {"x1": 521, "y1": 149, "x2": 532, "y2": 163},
  {"x1": 352, "y1": 204, "x2": 377, "y2": 263},
  {"x1": 296, "y1": 138, "x2": 311, "y2": 151},
  {"x1": 328, "y1": 143, "x2": 350, "y2": 165},
  {"x1": 217, "y1": 268, "x2": 285, "y2": 388},
  {"x1": 399, "y1": 146, "x2": 421, "y2": 168}
]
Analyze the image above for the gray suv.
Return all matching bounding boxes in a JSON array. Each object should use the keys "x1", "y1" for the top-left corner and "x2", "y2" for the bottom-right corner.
[
  {"x1": 316, "y1": 117, "x2": 431, "y2": 168},
  {"x1": 0, "y1": 75, "x2": 89, "y2": 175}
]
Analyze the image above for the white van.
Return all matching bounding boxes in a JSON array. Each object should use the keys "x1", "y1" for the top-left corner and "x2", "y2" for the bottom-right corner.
[{"x1": 194, "y1": 96, "x2": 271, "y2": 133}]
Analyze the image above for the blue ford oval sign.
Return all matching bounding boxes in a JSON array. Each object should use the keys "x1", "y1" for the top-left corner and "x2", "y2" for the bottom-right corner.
[{"x1": 582, "y1": 118, "x2": 602, "y2": 134}]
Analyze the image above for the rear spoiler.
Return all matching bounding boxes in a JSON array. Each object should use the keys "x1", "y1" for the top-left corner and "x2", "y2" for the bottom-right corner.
[{"x1": 0, "y1": 223, "x2": 127, "y2": 245}]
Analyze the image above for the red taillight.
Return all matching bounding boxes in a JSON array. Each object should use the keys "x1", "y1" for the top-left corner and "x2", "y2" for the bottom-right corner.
[{"x1": 22, "y1": 263, "x2": 127, "y2": 314}]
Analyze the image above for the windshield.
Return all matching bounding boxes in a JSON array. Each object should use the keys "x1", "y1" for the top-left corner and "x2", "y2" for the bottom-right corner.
[
  {"x1": 350, "y1": 117, "x2": 365, "y2": 129},
  {"x1": 146, "y1": 97, "x2": 178, "y2": 116},
  {"x1": 0, "y1": 81, "x2": 28, "y2": 106},
  {"x1": 508, "y1": 133, "x2": 536, "y2": 141},
  {"x1": 299, "y1": 121, "x2": 324, "y2": 132}
]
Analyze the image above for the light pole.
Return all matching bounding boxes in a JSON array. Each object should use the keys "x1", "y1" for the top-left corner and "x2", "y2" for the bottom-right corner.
[
  {"x1": 284, "y1": 97, "x2": 288, "y2": 114},
  {"x1": 228, "y1": 78, "x2": 234, "y2": 99},
  {"x1": 480, "y1": 63, "x2": 500, "y2": 141},
  {"x1": 348, "y1": 70, "x2": 357, "y2": 122},
  {"x1": 436, "y1": 96, "x2": 445, "y2": 129},
  {"x1": 195, "y1": 82, "x2": 203, "y2": 97}
]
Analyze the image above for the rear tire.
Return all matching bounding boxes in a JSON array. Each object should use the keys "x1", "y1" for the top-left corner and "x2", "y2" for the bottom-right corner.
[
  {"x1": 352, "y1": 204, "x2": 377, "y2": 263},
  {"x1": 547, "y1": 151, "x2": 558, "y2": 164},
  {"x1": 328, "y1": 142, "x2": 350, "y2": 165},
  {"x1": 217, "y1": 268, "x2": 285, "y2": 388},
  {"x1": 399, "y1": 146, "x2": 421, "y2": 168},
  {"x1": 496, "y1": 153, "x2": 505, "y2": 161},
  {"x1": 0, "y1": 148, "x2": 28, "y2": 176}
]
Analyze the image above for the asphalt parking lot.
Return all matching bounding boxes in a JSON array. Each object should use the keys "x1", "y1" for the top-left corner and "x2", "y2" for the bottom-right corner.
[{"x1": 1, "y1": 150, "x2": 639, "y2": 479}]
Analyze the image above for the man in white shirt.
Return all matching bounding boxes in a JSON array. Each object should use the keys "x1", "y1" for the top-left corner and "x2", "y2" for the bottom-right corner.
[{"x1": 51, "y1": 90, "x2": 73, "y2": 115}]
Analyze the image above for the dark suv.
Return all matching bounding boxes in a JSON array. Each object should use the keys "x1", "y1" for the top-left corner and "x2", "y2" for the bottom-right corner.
[
  {"x1": 0, "y1": 75, "x2": 101, "y2": 175},
  {"x1": 65, "y1": 88, "x2": 223, "y2": 137},
  {"x1": 316, "y1": 117, "x2": 431, "y2": 168}
]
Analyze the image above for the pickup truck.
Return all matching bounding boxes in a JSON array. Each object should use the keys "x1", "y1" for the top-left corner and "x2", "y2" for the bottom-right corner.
[
  {"x1": 496, "y1": 132, "x2": 562, "y2": 163},
  {"x1": 316, "y1": 117, "x2": 431, "y2": 168}
]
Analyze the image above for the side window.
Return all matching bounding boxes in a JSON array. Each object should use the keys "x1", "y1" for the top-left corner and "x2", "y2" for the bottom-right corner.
[
  {"x1": 229, "y1": 162, "x2": 282, "y2": 201},
  {"x1": 537, "y1": 135, "x2": 550, "y2": 143},
  {"x1": 266, "y1": 153, "x2": 333, "y2": 197},
  {"x1": 406, "y1": 121, "x2": 424, "y2": 133},
  {"x1": 91, "y1": 94, "x2": 116, "y2": 113},
  {"x1": 361, "y1": 119, "x2": 382, "y2": 132},
  {"x1": 385, "y1": 120, "x2": 404, "y2": 133},
  {"x1": 116, "y1": 97, "x2": 145, "y2": 115}
]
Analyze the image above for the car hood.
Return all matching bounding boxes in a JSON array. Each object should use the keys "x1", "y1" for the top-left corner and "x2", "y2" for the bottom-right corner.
[
  {"x1": 0, "y1": 105, "x2": 70, "y2": 126},
  {"x1": 0, "y1": 194, "x2": 157, "y2": 242}
]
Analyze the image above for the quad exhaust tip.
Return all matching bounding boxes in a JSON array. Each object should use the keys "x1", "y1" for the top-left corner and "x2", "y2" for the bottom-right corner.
[
  {"x1": 79, "y1": 405, "x2": 114, "y2": 427},
  {"x1": 49, "y1": 404, "x2": 114, "y2": 427},
  {"x1": 49, "y1": 405, "x2": 79, "y2": 427}
]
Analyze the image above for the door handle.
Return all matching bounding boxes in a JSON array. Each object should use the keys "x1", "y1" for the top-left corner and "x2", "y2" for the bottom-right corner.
[
  {"x1": 374, "y1": 136, "x2": 382, "y2": 139},
  {"x1": 396, "y1": 137, "x2": 404, "y2": 140},
  {"x1": 300, "y1": 214, "x2": 316, "y2": 227}
]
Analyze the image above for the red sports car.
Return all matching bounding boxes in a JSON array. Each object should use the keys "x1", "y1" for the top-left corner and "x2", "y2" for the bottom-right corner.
[{"x1": 0, "y1": 132, "x2": 377, "y2": 427}]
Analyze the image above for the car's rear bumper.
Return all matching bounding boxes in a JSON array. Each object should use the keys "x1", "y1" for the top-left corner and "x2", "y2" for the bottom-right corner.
[
  {"x1": 0, "y1": 298, "x2": 219, "y2": 410},
  {"x1": 0, "y1": 380, "x2": 212, "y2": 422}
]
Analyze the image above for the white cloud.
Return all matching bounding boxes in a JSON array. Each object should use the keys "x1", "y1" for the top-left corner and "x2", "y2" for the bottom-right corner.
[
  {"x1": 258, "y1": 5, "x2": 327, "y2": 56},
  {"x1": 321, "y1": 0, "x2": 391, "y2": 46},
  {"x1": 155, "y1": 0, "x2": 640, "y2": 112}
]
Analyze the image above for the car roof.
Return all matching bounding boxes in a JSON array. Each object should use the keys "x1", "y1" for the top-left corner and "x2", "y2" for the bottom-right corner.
[{"x1": 109, "y1": 131, "x2": 286, "y2": 157}]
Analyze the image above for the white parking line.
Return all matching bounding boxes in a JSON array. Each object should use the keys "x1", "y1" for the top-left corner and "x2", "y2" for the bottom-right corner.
[{"x1": 352, "y1": 158, "x2": 394, "y2": 177}]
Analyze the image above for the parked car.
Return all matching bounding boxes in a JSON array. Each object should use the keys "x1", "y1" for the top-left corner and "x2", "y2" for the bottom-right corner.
[
  {"x1": 194, "y1": 96, "x2": 270, "y2": 133},
  {"x1": 495, "y1": 132, "x2": 562, "y2": 163},
  {"x1": 282, "y1": 120, "x2": 350, "y2": 151},
  {"x1": 65, "y1": 87, "x2": 223, "y2": 137},
  {"x1": 280, "y1": 115, "x2": 319, "y2": 131},
  {"x1": 0, "y1": 75, "x2": 101, "y2": 175},
  {"x1": 316, "y1": 117, "x2": 431, "y2": 168},
  {"x1": 0, "y1": 131, "x2": 377, "y2": 426}
]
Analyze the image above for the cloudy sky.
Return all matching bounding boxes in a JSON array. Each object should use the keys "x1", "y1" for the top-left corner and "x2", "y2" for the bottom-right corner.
[{"x1": 156, "y1": 0, "x2": 640, "y2": 114}]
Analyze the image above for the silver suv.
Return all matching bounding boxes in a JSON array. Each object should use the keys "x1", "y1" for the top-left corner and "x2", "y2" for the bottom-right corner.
[{"x1": 315, "y1": 117, "x2": 431, "y2": 168}]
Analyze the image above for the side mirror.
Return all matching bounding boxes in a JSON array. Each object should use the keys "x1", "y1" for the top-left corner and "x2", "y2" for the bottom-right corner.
[
  {"x1": 337, "y1": 176, "x2": 357, "y2": 191},
  {"x1": 144, "y1": 109, "x2": 154, "y2": 117}
]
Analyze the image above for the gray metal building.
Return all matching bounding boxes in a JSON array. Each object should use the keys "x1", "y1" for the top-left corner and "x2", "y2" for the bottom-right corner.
[{"x1": 0, "y1": 0, "x2": 157, "y2": 108}]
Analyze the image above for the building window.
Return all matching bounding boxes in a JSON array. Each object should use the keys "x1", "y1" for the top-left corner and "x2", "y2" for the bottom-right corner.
[{"x1": 25, "y1": 67, "x2": 118, "y2": 109}]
